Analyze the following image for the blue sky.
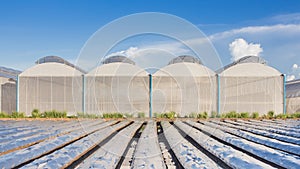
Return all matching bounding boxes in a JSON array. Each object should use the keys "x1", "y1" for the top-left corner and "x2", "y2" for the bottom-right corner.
[{"x1": 1, "y1": 0, "x2": 300, "y2": 80}]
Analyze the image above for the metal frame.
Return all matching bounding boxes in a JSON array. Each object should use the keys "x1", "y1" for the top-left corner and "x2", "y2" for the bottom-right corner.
[
  {"x1": 149, "y1": 74, "x2": 152, "y2": 118},
  {"x1": 16, "y1": 75, "x2": 19, "y2": 112},
  {"x1": 283, "y1": 74, "x2": 286, "y2": 114},
  {"x1": 82, "y1": 75, "x2": 86, "y2": 113},
  {"x1": 217, "y1": 74, "x2": 220, "y2": 116}
]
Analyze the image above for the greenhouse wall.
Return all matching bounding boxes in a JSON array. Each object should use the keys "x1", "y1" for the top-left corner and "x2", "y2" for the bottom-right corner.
[
  {"x1": 286, "y1": 97, "x2": 300, "y2": 113},
  {"x1": 84, "y1": 61, "x2": 150, "y2": 117},
  {"x1": 19, "y1": 76, "x2": 83, "y2": 116},
  {"x1": 18, "y1": 63, "x2": 83, "y2": 116},
  {"x1": 152, "y1": 76, "x2": 217, "y2": 117},
  {"x1": 0, "y1": 77, "x2": 16, "y2": 114},
  {"x1": 286, "y1": 79, "x2": 300, "y2": 114},
  {"x1": 14, "y1": 56, "x2": 287, "y2": 117},
  {"x1": 152, "y1": 62, "x2": 217, "y2": 117},
  {"x1": 85, "y1": 75, "x2": 149, "y2": 116},
  {"x1": 219, "y1": 75, "x2": 284, "y2": 115}
]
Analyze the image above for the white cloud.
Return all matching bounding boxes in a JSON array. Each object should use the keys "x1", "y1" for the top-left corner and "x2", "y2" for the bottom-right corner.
[
  {"x1": 208, "y1": 22, "x2": 300, "y2": 74},
  {"x1": 287, "y1": 75, "x2": 296, "y2": 81},
  {"x1": 292, "y1": 64, "x2": 298, "y2": 70},
  {"x1": 105, "y1": 17, "x2": 300, "y2": 73},
  {"x1": 108, "y1": 41, "x2": 191, "y2": 59},
  {"x1": 209, "y1": 24, "x2": 300, "y2": 41},
  {"x1": 287, "y1": 63, "x2": 300, "y2": 81},
  {"x1": 270, "y1": 13, "x2": 300, "y2": 24},
  {"x1": 108, "y1": 46, "x2": 139, "y2": 59},
  {"x1": 229, "y1": 38, "x2": 263, "y2": 61}
]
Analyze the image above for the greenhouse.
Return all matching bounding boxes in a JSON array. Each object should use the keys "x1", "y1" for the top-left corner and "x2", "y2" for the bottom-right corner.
[
  {"x1": 0, "y1": 66, "x2": 20, "y2": 114},
  {"x1": 18, "y1": 56, "x2": 84, "y2": 116},
  {"x1": 286, "y1": 79, "x2": 300, "y2": 113},
  {"x1": 85, "y1": 56, "x2": 149, "y2": 117},
  {"x1": 12, "y1": 55, "x2": 288, "y2": 117},
  {"x1": 152, "y1": 55, "x2": 216, "y2": 117},
  {"x1": 218, "y1": 56, "x2": 284, "y2": 115}
]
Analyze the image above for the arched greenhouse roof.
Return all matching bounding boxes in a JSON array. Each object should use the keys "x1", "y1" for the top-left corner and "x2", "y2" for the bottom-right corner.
[
  {"x1": 286, "y1": 79, "x2": 300, "y2": 98},
  {"x1": 20, "y1": 62, "x2": 83, "y2": 77},
  {"x1": 35, "y1": 56, "x2": 86, "y2": 73},
  {"x1": 219, "y1": 63, "x2": 282, "y2": 77},
  {"x1": 168, "y1": 55, "x2": 202, "y2": 65},
  {"x1": 154, "y1": 62, "x2": 215, "y2": 77},
  {"x1": 0, "y1": 66, "x2": 21, "y2": 80},
  {"x1": 102, "y1": 55, "x2": 135, "y2": 65},
  {"x1": 87, "y1": 62, "x2": 148, "y2": 77},
  {"x1": 217, "y1": 56, "x2": 267, "y2": 73},
  {"x1": 235, "y1": 56, "x2": 266, "y2": 64}
]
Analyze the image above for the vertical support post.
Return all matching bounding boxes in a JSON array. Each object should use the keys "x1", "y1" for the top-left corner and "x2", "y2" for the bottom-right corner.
[
  {"x1": 16, "y1": 75, "x2": 19, "y2": 112},
  {"x1": 50, "y1": 76, "x2": 53, "y2": 110},
  {"x1": 82, "y1": 75, "x2": 85, "y2": 113},
  {"x1": 217, "y1": 74, "x2": 220, "y2": 116},
  {"x1": 283, "y1": 74, "x2": 286, "y2": 114},
  {"x1": 149, "y1": 74, "x2": 152, "y2": 118}
]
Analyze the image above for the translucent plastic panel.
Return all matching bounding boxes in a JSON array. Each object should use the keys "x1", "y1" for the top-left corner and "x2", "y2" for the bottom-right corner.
[
  {"x1": 85, "y1": 76, "x2": 149, "y2": 117},
  {"x1": 286, "y1": 97, "x2": 300, "y2": 113},
  {"x1": 152, "y1": 76, "x2": 217, "y2": 117},
  {"x1": 1, "y1": 82, "x2": 16, "y2": 114},
  {"x1": 19, "y1": 76, "x2": 82, "y2": 116},
  {"x1": 220, "y1": 76, "x2": 283, "y2": 115}
]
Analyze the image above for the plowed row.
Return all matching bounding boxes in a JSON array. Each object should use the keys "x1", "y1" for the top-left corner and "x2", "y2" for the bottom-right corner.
[{"x1": 0, "y1": 119, "x2": 299, "y2": 169}]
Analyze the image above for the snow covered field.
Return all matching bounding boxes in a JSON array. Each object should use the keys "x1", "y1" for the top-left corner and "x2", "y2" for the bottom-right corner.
[{"x1": 0, "y1": 119, "x2": 299, "y2": 168}]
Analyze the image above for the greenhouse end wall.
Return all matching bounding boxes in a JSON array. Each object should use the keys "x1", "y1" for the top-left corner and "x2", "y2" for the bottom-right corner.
[
  {"x1": 85, "y1": 75, "x2": 149, "y2": 117},
  {"x1": 219, "y1": 76, "x2": 284, "y2": 115},
  {"x1": 1, "y1": 81, "x2": 16, "y2": 114},
  {"x1": 152, "y1": 75, "x2": 217, "y2": 117},
  {"x1": 18, "y1": 76, "x2": 83, "y2": 116},
  {"x1": 286, "y1": 97, "x2": 300, "y2": 113}
]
